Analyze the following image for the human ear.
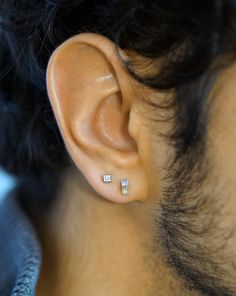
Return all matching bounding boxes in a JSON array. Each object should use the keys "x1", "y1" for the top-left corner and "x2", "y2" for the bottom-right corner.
[{"x1": 46, "y1": 33, "x2": 149, "y2": 203}]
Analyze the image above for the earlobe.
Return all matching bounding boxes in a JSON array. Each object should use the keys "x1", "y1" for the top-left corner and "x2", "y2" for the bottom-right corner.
[{"x1": 46, "y1": 33, "x2": 149, "y2": 203}]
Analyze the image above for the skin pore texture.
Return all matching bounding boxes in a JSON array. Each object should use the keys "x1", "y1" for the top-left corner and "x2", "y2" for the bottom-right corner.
[{"x1": 34, "y1": 33, "x2": 236, "y2": 296}]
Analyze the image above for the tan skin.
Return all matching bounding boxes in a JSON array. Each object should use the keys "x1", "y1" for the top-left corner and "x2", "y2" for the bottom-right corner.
[{"x1": 35, "y1": 33, "x2": 236, "y2": 295}]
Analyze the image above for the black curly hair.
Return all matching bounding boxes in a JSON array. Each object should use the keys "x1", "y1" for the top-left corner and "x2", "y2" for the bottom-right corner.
[
  {"x1": 0, "y1": 0, "x2": 235, "y2": 207},
  {"x1": 0, "y1": 0, "x2": 234, "y2": 210}
]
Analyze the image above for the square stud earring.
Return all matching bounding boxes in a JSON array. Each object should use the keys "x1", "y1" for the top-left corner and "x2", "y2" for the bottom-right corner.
[
  {"x1": 120, "y1": 179, "x2": 129, "y2": 196},
  {"x1": 103, "y1": 174, "x2": 112, "y2": 183}
]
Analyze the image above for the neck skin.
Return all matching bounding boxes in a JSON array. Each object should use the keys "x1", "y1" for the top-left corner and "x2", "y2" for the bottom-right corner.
[{"x1": 35, "y1": 166, "x2": 190, "y2": 296}]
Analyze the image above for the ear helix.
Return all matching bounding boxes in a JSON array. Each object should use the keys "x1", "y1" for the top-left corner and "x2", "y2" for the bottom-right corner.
[{"x1": 102, "y1": 174, "x2": 130, "y2": 196}]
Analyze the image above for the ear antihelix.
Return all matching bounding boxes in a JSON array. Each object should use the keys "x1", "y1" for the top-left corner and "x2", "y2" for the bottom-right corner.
[{"x1": 94, "y1": 93, "x2": 136, "y2": 153}]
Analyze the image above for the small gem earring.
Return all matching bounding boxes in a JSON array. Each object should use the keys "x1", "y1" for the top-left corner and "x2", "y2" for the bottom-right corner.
[
  {"x1": 102, "y1": 174, "x2": 112, "y2": 183},
  {"x1": 120, "y1": 178, "x2": 129, "y2": 196}
]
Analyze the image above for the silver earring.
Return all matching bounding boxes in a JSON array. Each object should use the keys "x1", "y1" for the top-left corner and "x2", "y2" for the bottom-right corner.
[
  {"x1": 120, "y1": 179, "x2": 129, "y2": 196},
  {"x1": 103, "y1": 174, "x2": 112, "y2": 183}
]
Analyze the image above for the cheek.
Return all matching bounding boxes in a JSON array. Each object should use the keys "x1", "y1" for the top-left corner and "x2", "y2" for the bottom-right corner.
[
  {"x1": 208, "y1": 68, "x2": 236, "y2": 232},
  {"x1": 147, "y1": 131, "x2": 175, "y2": 203}
]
